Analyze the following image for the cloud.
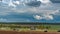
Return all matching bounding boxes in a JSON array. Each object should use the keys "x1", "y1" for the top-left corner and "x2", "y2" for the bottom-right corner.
[
  {"x1": 0, "y1": 7, "x2": 13, "y2": 15},
  {"x1": 26, "y1": 1, "x2": 41, "y2": 7},
  {"x1": 50, "y1": 0, "x2": 60, "y2": 3},
  {"x1": 33, "y1": 15, "x2": 53, "y2": 20},
  {"x1": 43, "y1": 15, "x2": 53, "y2": 20},
  {"x1": 0, "y1": 0, "x2": 52, "y2": 7},
  {"x1": 13, "y1": 1, "x2": 20, "y2": 5},
  {"x1": 32, "y1": 9, "x2": 59, "y2": 20},
  {"x1": 1, "y1": 6, "x2": 59, "y2": 20},
  {"x1": 0, "y1": 0, "x2": 60, "y2": 21},
  {"x1": 37, "y1": 0, "x2": 50, "y2": 3},
  {"x1": 1, "y1": 0, "x2": 20, "y2": 7},
  {"x1": 0, "y1": 18, "x2": 7, "y2": 22},
  {"x1": 34, "y1": 15, "x2": 42, "y2": 20},
  {"x1": 9, "y1": 2, "x2": 16, "y2": 7}
]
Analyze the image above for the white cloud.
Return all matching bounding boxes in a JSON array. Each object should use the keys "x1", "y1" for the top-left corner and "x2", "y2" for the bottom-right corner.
[
  {"x1": 1, "y1": 0, "x2": 20, "y2": 7},
  {"x1": 13, "y1": 1, "x2": 20, "y2": 5},
  {"x1": 37, "y1": 0, "x2": 52, "y2": 7},
  {"x1": 43, "y1": 15, "x2": 53, "y2": 20},
  {"x1": 0, "y1": 2, "x2": 59, "y2": 20},
  {"x1": 1, "y1": 0, "x2": 15, "y2": 7},
  {"x1": 34, "y1": 15, "x2": 42, "y2": 20},
  {"x1": 37, "y1": 0, "x2": 50, "y2": 3},
  {"x1": 1, "y1": 0, "x2": 52, "y2": 8},
  {"x1": 33, "y1": 15, "x2": 53, "y2": 20},
  {"x1": 32, "y1": 8, "x2": 59, "y2": 20},
  {"x1": 8, "y1": 2, "x2": 16, "y2": 7},
  {"x1": 0, "y1": 0, "x2": 60, "y2": 20}
]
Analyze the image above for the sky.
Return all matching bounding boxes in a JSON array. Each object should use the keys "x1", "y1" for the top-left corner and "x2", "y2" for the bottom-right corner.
[{"x1": 0, "y1": 0, "x2": 60, "y2": 23}]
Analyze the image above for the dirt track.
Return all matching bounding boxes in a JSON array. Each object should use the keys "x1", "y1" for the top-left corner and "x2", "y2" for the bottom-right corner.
[{"x1": 0, "y1": 31, "x2": 60, "y2": 34}]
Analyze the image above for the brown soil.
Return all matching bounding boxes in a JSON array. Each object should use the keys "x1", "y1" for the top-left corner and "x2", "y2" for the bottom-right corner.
[{"x1": 0, "y1": 30, "x2": 60, "y2": 34}]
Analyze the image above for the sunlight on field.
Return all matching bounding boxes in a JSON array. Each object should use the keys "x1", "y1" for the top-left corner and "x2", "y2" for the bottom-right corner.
[{"x1": 0, "y1": 27, "x2": 12, "y2": 31}]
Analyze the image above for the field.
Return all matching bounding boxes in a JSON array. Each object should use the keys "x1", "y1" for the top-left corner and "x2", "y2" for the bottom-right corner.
[
  {"x1": 0, "y1": 23, "x2": 60, "y2": 32},
  {"x1": 0, "y1": 30, "x2": 60, "y2": 34},
  {"x1": 0, "y1": 23, "x2": 60, "y2": 34}
]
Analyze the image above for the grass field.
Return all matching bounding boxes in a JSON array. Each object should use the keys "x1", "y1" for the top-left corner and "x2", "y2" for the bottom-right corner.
[{"x1": 0, "y1": 23, "x2": 60, "y2": 32}]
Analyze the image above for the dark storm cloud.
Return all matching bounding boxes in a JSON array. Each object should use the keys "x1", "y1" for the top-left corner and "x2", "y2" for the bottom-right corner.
[
  {"x1": 26, "y1": 1, "x2": 41, "y2": 7},
  {"x1": 50, "y1": 0, "x2": 60, "y2": 3},
  {"x1": 0, "y1": 0, "x2": 60, "y2": 22}
]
